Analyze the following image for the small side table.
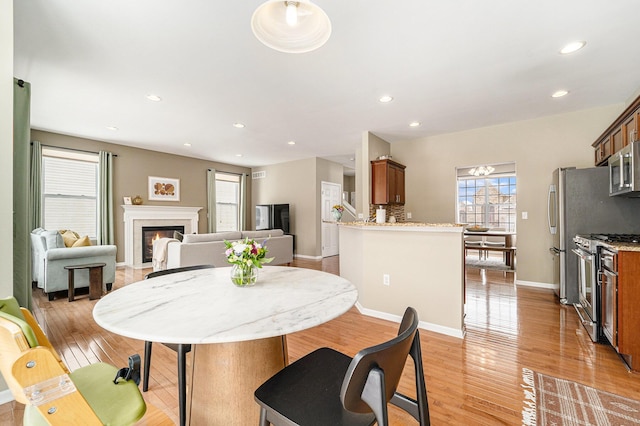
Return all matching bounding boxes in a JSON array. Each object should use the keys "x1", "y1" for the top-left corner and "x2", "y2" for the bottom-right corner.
[{"x1": 64, "y1": 263, "x2": 106, "y2": 302}]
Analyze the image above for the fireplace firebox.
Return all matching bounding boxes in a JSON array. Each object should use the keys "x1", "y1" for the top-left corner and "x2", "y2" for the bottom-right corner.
[{"x1": 142, "y1": 226, "x2": 185, "y2": 264}]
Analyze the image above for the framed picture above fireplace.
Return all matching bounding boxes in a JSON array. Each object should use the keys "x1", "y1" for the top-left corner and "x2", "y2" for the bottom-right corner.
[{"x1": 148, "y1": 176, "x2": 180, "y2": 201}]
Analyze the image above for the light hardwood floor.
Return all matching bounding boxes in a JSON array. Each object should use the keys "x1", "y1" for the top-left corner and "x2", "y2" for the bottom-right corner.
[{"x1": 2, "y1": 257, "x2": 640, "y2": 425}]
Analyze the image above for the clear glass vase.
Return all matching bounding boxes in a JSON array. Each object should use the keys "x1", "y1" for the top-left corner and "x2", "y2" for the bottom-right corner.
[
  {"x1": 332, "y1": 210, "x2": 342, "y2": 221},
  {"x1": 230, "y1": 264, "x2": 258, "y2": 287}
]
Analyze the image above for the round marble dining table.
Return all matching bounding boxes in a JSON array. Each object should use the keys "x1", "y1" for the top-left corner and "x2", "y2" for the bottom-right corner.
[{"x1": 93, "y1": 266, "x2": 358, "y2": 425}]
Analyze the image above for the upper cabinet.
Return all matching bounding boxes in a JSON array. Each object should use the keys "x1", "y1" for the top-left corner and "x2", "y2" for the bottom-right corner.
[
  {"x1": 594, "y1": 95, "x2": 640, "y2": 166},
  {"x1": 371, "y1": 159, "x2": 405, "y2": 205}
]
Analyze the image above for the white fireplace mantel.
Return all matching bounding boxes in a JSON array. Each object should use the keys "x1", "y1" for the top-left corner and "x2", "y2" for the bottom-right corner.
[{"x1": 122, "y1": 205, "x2": 202, "y2": 267}]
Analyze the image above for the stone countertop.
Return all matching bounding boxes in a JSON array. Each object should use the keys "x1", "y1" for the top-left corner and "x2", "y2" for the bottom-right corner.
[
  {"x1": 339, "y1": 221, "x2": 462, "y2": 227},
  {"x1": 600, "y1": 242, "x2": 640, "y2": 252}
]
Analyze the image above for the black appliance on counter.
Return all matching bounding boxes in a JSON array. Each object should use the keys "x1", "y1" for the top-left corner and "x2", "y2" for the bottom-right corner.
[{"x1": 572, "y1": 233, "x2": 640, "y2": 343}]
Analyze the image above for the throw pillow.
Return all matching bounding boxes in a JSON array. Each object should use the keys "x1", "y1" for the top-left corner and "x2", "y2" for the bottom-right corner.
[
  {"x1": 173, "y1": 231, "x2": 184, "y2": 242},
  {"x1": 72, "y1": 235, "x2": 91, "y2": 247},
  {"x1": 42, "y1": 230, "x2": 64, "y2": 250},
  {"x1": 61, "y1": 230, "x2": 80, "y2": 247}
]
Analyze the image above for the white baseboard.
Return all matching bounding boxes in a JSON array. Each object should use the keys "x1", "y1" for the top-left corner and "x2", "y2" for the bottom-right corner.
[
  {"x1": 516, "y1": 279, "x2": 556, "y2": 290},
  {"x1": 355, "y1": 302, "x2": 465, "y2": 339},
  {"x1": 293, "y1": 254, "x2": 323, "y2": 261},
  {"x1": 0, "y1": 389, "x2": 14, "y2": 405}
]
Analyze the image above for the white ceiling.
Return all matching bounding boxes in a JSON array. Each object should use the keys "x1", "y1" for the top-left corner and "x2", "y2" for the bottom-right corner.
[{"x1": 13, "y1": 1, "x2": 640, "y2": 172}]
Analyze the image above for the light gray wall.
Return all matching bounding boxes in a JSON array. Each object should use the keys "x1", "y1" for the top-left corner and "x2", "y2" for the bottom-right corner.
[
  {"x1": 251, "y1": 157, "x2": 344, "y2": 258},
  {"x1": 1, "y1": 0, "x2": 13, "y2": 299},
  {"x1": 31, "y1": 130, "x2": 251, "y2": 263},
  {"x1": 392, "y1": 104, "x2": 625, "y2": 285},
  {"x1": 1, "y1": 0, "x2": 13, "y2": 395}
]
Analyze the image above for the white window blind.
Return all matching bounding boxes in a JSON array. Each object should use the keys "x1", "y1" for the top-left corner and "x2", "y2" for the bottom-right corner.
[{"x1": 42, "y1": 149, "x2": 98, "y2": 238}]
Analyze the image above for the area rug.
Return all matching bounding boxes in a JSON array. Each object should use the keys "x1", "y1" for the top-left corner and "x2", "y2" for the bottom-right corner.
[
  {"x1": 465, "y1": 258, "x2": 513, "y2": 271},
  {"x1": 522, "y1": 368, "x2": 640, "y2": 425}
]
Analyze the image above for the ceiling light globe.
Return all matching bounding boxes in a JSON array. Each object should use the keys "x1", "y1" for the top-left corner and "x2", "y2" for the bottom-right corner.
[
  {"x1": 251, "y1": 0, "x2": 331, "y2": 54},
  {"x1": 552, "y1": 90, "x2": 569, "y2": 98}
]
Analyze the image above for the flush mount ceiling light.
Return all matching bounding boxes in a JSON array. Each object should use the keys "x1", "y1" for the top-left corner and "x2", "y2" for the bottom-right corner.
[
  {"x1": 146, "y1": 94, "x2": 162, "y2": 102},
  {"x1": 378, "y1": 95, "x2": 393, "y2": 103},
  {"x1": 560, "y1": 41, "x2": 586, "y2": 54},
  {"x1": 233, "y1": 122, "x2": 246, "y2": 128},
  {"x1": 287, "y1": 141, "x2": 296, "y2": 145},
  {"x1": 469, "y1": 166, "x2": 495, "y2": 177},
  {"x1": 106, "y1": 126, "x2": 118, "y2": 131},
  {"x1": 251, "y1": 0, "x2": 332, "y2": 53},
  {"x1": 409, "y1": 121, "x2": 421, "y2": 127},
  {"x1": 183, "y1": 143, "x2": 191, "y2": 147},
  {"x1": 552, "y1": 90, "x2": 569, "y2": 98}
]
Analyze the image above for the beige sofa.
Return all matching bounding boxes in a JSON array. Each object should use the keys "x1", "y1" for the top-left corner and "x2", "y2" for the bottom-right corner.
[{"x1": 153, "y1": 229, "x2": 293, "y2": 271}]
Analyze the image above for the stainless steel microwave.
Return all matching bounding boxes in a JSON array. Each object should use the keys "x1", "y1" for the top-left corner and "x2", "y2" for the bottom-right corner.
[{"x1": 609, "y1": 141, "x2": 640, "y2": 196}]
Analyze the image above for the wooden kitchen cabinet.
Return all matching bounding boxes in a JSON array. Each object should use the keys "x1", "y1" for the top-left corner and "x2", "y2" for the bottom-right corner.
[
  {"x1": 622, "y1": 107, "x2": 639, "y2": 146},
  {"x1": 611, "y1": 126, "x2": 624, "y2": 154},
  {"x1": 610, "y1": 250, "x2": 640, "y2": 371},
  {"x1": 371, "y1": 159, "x2": 405, "y2": 205},
  {"x1": 593, "y1": 95, "x2": 640, "y2": 166}
]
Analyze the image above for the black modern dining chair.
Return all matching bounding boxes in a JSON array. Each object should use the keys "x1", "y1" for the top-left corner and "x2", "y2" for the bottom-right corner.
[
  {"x1": 142, "y1": 264, "x2": 215, "y2": 426},
  {"x1": 254, "y1": 306, "x2": 430, "y2": 426}
]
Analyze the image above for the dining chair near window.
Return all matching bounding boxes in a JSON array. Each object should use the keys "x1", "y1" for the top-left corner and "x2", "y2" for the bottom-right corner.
[
  {"x1": 142, "y1": 264, "x2": 215, "y2": 426},
  {"x1": 254, "y1": 306, "x2": 430, "y2": 426},
  {"x1": 0, "y1": 297, "x2": 146, "y2": 425}
]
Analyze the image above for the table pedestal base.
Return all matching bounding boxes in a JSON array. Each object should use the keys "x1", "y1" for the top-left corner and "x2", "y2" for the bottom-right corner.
[{"x1": 187, "y1": 336, "x2": 288, "y2": 425}]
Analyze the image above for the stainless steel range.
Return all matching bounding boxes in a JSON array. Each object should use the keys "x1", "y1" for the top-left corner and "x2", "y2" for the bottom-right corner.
[
  {"x1": 572, "y1": 234, "x2": 601, "y2": 342},
  {"x1": 572, "y1": 233, "x2": 640, "y2": 343}
]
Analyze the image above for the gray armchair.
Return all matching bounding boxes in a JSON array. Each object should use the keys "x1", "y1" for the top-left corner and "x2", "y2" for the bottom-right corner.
[{"x1": 31, "y1": 229, "x2": 117, "y2": 301}]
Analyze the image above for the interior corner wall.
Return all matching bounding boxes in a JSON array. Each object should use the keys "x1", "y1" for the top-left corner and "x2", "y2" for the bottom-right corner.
[
  {"x1": 391, "y1": 104, "x2": 625, "y2": 285},
  {"x1": 1, "y1": 0, "x2": 13, "y2": 396},
  {"x1": 356, "y1": 132, "x2": 390, "y2": 218},
  {"x1": 251, "y1": 158, "x2": 318, "y2": 257},
  {"x1": 30, "y1": 130, "x2": 251, "y2": 263}
]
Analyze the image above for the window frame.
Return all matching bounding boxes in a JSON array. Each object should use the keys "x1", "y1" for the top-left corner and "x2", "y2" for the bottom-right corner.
[
  {"x1": 456, "y1": 168, "x2": 517, "y2": 232},
  {"x1": 41, "y1": 148, "x2": 99, "y2": 238}
]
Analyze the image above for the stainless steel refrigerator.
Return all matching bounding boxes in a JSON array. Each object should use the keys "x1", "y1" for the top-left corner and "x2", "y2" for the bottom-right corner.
[{"x1": 548, "y1": 167, "x2": 640, "y2": 304}]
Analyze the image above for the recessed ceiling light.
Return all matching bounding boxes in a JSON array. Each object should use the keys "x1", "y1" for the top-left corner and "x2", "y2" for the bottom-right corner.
[
  {"x1": 379, "y1": 95, "x2": 393, "y2": 103},
  {"x1": 146, "y1": 94, "x2": 162, "y2": 102},
  {"x1": 551, "y1": 90, "x2": 569, "y2": 98},
  {"x1": 233, "y1": 122, "x2": 245, "y2": 128},
  {"x1": 409, "y1": 121, "x2": 421, "y2": 127},
  {"x1": 183, "y1": 143, "x2": 191, "y2": 147},
  {"x1": 288, "y1": 141, "x2": 296, "y2": 145},
  {"x1": 560, "y1": 41, "x2": 586, "y2": 54},
  {"x1": 236, "y1": 154, "x2": 243, "y2": 157},
  {"x1": 106, "y1": 126, "x2": 118, "y2": 131}
]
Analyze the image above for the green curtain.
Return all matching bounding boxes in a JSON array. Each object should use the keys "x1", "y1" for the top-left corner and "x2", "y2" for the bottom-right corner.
[
  {"x1": 207, "y1": 169, "x2": 217, "y2": 232},
  {"x1": 30, "y1": 140, "x2": 42, "y2": 231},
  {"x1": 13, "y1": 78, "x2": 31, "y2": 309},
  {"x1": 98, "y1": 151, "x2": 115, "y2": 245},
  {"x1": 239, "y1": 173, "x2": 246, "y2": 231}
]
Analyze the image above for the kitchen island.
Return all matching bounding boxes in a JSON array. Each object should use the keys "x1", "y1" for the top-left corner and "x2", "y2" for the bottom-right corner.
[{"x1": 339, "y1": 222, "x2": 465, "y2": 338}]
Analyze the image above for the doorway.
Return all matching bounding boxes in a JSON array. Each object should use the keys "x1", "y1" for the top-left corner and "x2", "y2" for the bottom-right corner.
[{"x1": 321, "y1": 181, "x2": 341, "y2": 257}]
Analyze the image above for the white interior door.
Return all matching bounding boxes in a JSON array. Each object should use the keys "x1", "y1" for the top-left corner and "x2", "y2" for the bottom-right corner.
[{"x1": 321, "y1": 181, "x2": 341, "y2": 257}]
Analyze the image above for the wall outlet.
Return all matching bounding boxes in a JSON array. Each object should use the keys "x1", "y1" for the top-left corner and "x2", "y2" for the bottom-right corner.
[
  {"x1": 407, "y1": 212, "x2": 412, "y2": 219},
  {"x1": 522, "y1": 211, "x2": 528, "y2": 220},
  {"x1": 383, "y1": 274, "x2": 390, "y2": 286}
]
